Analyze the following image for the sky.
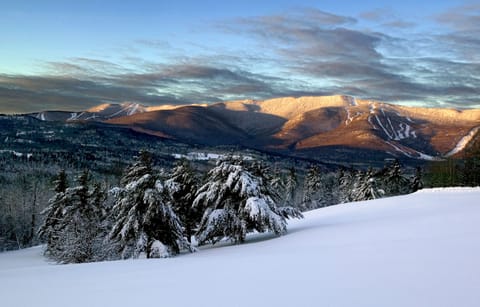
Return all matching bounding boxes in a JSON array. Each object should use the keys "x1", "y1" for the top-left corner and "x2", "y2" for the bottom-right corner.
[{"x1": 1, "y1": 0, "x2": 479, "y2": 113}]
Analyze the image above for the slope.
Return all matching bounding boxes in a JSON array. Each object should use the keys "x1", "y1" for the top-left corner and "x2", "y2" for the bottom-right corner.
[
  {"x1": 26, "y1": 95, "x2": 480, "y2": 162},
  {"x1": 1, "y1": 187, "x2": 480, "y2": 307},
  {"x1": 106, "y1": 106, "x2": 251, "y2": 145}
]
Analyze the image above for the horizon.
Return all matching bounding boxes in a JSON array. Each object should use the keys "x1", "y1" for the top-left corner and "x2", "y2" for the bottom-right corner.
[
  {"x1": 6, "y1": 94, "x2": 480, "y2": 115},
  {"x1": 1, "y1": 0, "x2": 480, "y2": 113}
]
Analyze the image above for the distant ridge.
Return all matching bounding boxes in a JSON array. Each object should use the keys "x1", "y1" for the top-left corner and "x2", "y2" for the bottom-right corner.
[{"x1": 25, "y1": 95, "x2": 480, "y2": 162}]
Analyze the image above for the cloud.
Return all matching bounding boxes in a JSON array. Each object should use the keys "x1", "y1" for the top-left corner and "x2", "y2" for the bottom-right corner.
[
  {"x1": 432, "y1": 4, "x2": 480, "y2": 63},
  {"x1": 359, "y1": 8, "x2": 392, "y2": 21},
  {"x1": 1, "y1": 7, "x2": 479, "y2": 113},
  {"x1": 382, "y1": 20, "x2": 416, "y2": 29},
  {"x1": 435, "y1": 3, "x2": 480, "y2": 31},
  {"x1": 0, "y1": 74, "x2": 180, "y2": 113},
  {"x1": 219, "y1": 8, "x2": 480, "y2": 108},
  {"x1": 0, "y1": 58, "x2": 303, "y2": 113}
]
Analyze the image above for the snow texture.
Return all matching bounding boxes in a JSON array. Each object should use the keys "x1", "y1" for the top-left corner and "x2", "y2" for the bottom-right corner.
[
  {"x1": 445, "y1": 126, "x2": 480, "y2": 157},
  {"x1": 2, "y1": 188, "x2": 480, "y2": 307},
  {"x1": 172, "y1": 152, "x2": 253, "y2": 161}
]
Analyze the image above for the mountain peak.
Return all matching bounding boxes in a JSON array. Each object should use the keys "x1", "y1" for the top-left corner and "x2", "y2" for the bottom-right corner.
[{"x1": 26, "y1": 95, "x2": 480, "y2": 162}]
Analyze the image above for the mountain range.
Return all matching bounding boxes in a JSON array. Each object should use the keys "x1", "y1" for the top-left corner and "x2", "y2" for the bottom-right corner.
[{"x1": 29, "y1": 95, "x2": 480, "y2": 164}]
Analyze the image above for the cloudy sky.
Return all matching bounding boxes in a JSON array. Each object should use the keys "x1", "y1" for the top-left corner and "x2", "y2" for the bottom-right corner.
[{"x1": 1, "y1": 0, "x2": 479, "y2": 113}]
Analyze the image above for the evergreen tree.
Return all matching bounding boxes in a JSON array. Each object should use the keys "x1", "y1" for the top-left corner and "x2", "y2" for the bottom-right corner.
[
  {"x1": 164, "y1": 159, "x2": 200, "y2": 243},
  {"x1": 89, "y1": 181, "x2": 112, "y2": 260},
  {"x1": 249, "y1": 160, "x2": 283, "y2": 204},
  {"x1": 193, "y1": 159, "x2": 302, "y2": 245},
  {"x1": 382, "y1": 160, "x2": 409, "y2": 196},
  {"x1": 302, "y1": 165, "x2": 321, "y2": 210},
  {"x1": 284, "y1": 167, "x2": 298, "y2": 207},
  {"x1": 54, "y1": 169, "x2": 68, "y2": 193},
  {"x1": 268, "y1": 165, "x2": 286, "y2": 204},
  {"x1": 338, "y1": 167, "x2": 353, "y2": 203},
  {"x1": 319, "y1": 172, "x2": 340, "y2": 207},
  {"x1": 38, "y1": 169, "x2": 69, "y2": 258},
  {"x1": 39, "y1": 169, "x2": 106, "y2": 263},
  {"x1": 109, "y1": 151, "x2": 191, "y2": 259},
  {"x1": 57, "y1": 170, "x2": 95, "y2": 263},
  {"x1": 410, "y1": 166, "x2": 424, "y2": 192},
  {"x1": 350, "y1": 170, "x2": 365, "y2": 201},
  {"x1": 120, "y1": 150, "x2": 152, "y2": 185},
  {"x1": 352, "y1": 168, "x2": 385, "y2": 201}
]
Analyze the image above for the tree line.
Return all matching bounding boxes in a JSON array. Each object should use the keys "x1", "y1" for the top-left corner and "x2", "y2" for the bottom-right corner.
[
  {"x1": 37, "y1": 151, "x2": 303, "y2": 263},
  {"x1": 2, "y1": 150, "x2": 427, "y2": 256}
]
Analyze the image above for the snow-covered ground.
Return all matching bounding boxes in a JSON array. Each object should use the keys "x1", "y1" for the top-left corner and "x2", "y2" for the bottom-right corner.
[{"x1": 1, "y1": 188, "x2": 480, "y2": 307}]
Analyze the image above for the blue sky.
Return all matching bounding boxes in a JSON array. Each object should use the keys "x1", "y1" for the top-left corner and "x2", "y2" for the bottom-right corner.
[{"x1": 1, "y1": 0, "x2": 479, "y2": 113}]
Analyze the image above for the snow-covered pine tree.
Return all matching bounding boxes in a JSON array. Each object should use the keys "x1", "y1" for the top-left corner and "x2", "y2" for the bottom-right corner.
[
  {"x1": 348, "y1": 170, "x2": 365, "y2": 201},
  {"x1": 164, "y1": 159, "x2": 201, "y2": 243},
  {"x1": 39, "y1": 170, "x2": 105, "y2": 263},
  {"x1": 56, "y1": 170, "x2": 97, "y2": 263},
  {"x1": 54, "y1": 169, "x2": 68, "y2": 194},
  {"x1": 249, "y1": 161, "x2": 282, "y2": 203},
  {"x1": 337, "y1": 168, "x2": 353, "y2": 203},
  {"x1": 352, "y1": 168, "x2": 385, "y2": 201},
  {"x1": 62, "y1": 171, "x2": 104, "y2": 263},
  {"x1": 193, "y1": 158, "x2": 302, "y2": 245},
  {"x1": 109, "y1": 151, "x2": 191, "y2": 259},
  {"x1": 265, "y1": 164, "x2": 286, "y2": 205},
  {"x1": 88, "y1": 181, "x2": 111, "y2": 261},
  {"x1": 382, "y1": 160, "x2": 409, "y2": 196},
  {"x1": 120, "y1": 150, "x2": 153, "y2": 185},
  {"x1": 302, "y1": 165, "x2": 322, "y2": 210},
  {"x1": 249, "y1": 161, "x2": 303, "y2": 219},
  {"x1": 410, "y1": 166, "x2": 424, "y2": 192},
  {"x1": 284, "y1": 166, "x2": 298, "y2": 207},
  {"x1": 319, "y1": 172, "x2": 340, "y2": 207},
  {"x1": 38, "y1": 169, "x2": 69, "y2": 258}
]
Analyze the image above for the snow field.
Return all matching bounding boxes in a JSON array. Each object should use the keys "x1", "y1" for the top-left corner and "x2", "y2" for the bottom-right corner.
[{"x1": 1, "y1": 188, "x2": 480, "y2": 307}]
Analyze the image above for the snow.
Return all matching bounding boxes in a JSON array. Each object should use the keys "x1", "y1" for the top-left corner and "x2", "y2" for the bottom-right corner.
[
  {"x1": 445, "y1": 126, "x2": 480, "y2": 157},
  {"x1": 2, "y1": 188, "x2": 480, "y2": 307},
  {"x1": 68, "y1": 112, "x2": 79, "y2": 120},
  {"x1": 149, "y1": 240, "x2": 170, "y2": 258},
  {"x1": 127, "y1": 103, "x2": 140, "y2": 116},
  {"x1": 106, "y1": 102, "x2": 145, "y2": 118},
  {"x1": 415, "y1": 151, "x2": 440, "y2": 161},
  {"x1": 393, "y1": 122, "x2": 415, "y2": 140},
  {"x1": 375, "y1": 115, "x2": 394, "y2": 139},
  {"x1": 369, "y1": 102, "x2": 418, "y2": 141},
  {"x1": 345, "y1": 107, "x2": 352, "y2": 125},
  {"x1": 385, "y1": 141, "x2": 439, "y2": 161},
  {"x1": 172, "y1": 152, "x2": 253, "y2": 161},
  {"x1": 344, "y1": 107, "x2": 361, "y2": 125},
  {"x1": 0, "y1": 150, "x2": 33, "y2": 158}
]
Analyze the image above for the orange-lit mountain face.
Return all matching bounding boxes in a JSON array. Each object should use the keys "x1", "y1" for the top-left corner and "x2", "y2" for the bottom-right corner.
[{"x1": 30, "y1": 96, "x2": 480, "y2": 162}]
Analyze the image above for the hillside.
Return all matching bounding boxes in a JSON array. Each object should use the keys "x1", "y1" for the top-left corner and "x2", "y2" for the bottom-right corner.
[
  {"x1": 1, "y1": 188, "x2": 480, "y2": 307},
  {"x1": 26, "y1": 95, "x2": 480, "y2": 163}
]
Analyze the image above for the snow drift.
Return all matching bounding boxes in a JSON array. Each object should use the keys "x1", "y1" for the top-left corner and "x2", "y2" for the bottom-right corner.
[{"x1": 1, "y1": 187, "x2": 480, "y2": 307}]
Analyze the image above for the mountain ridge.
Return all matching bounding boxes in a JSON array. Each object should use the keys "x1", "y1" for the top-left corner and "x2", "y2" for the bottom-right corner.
[{"x1": 25, "y1": 95, "x2": 480, "y2": 162}]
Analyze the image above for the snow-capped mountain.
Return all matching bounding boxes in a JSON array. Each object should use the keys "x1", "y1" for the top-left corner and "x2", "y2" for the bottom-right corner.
[
  {"x1": 31, "y1": 102, "x2": 150, "y2": 122},
  {"x1": 30, "y1": 102, "x2": 201, "y2": 122},
  {"x1": 26, "y1": 95, "x2": 480, "y2": 162}
]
